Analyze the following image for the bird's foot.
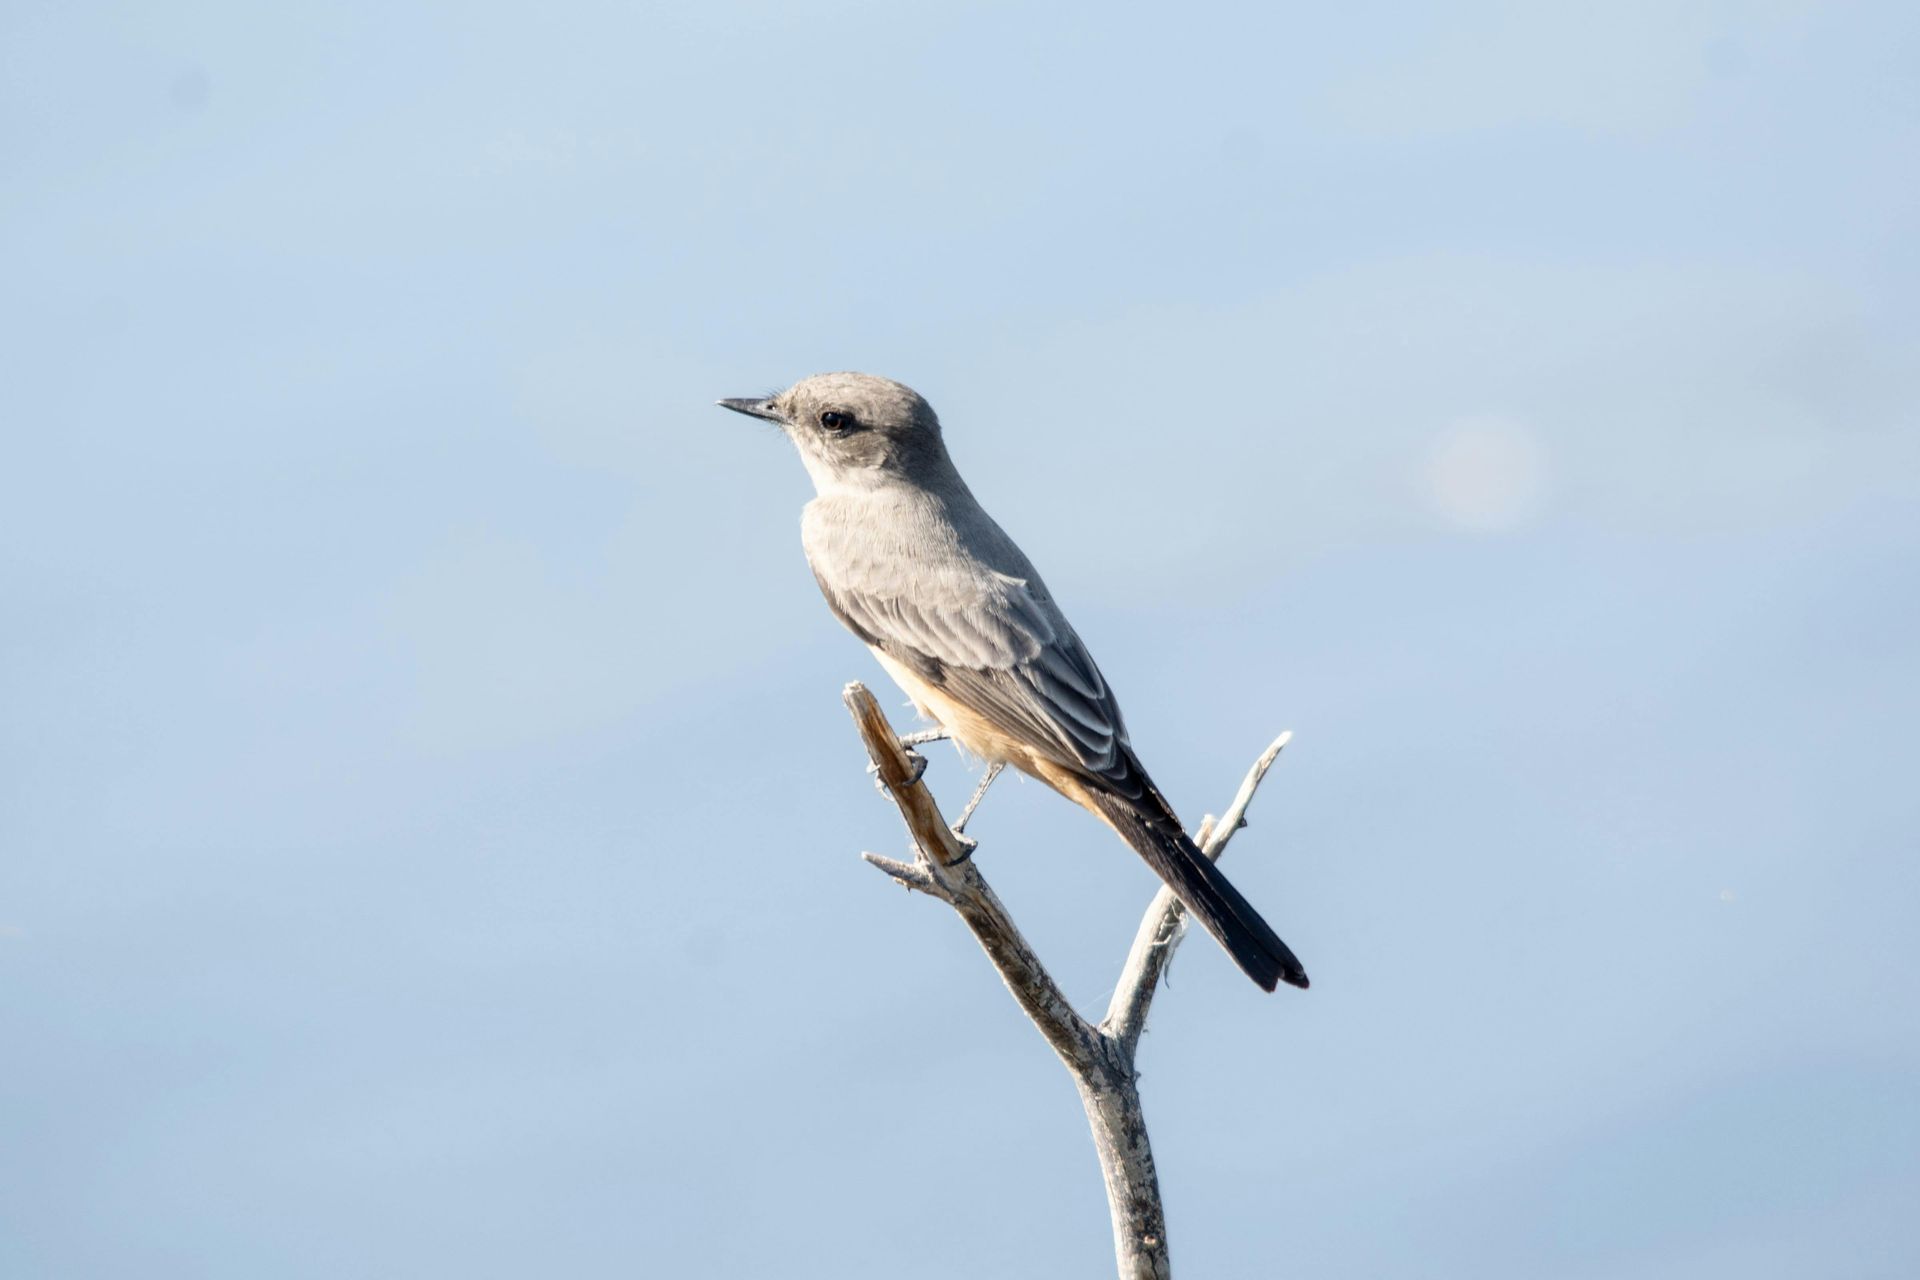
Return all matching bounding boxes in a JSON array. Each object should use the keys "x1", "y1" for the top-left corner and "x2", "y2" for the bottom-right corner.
[
  {"x1": 945, "y1": 829, "x2": 978, "y2": 864},
  {"x1": 867, "y1": 749, "x2": 929, "y2": 795}
]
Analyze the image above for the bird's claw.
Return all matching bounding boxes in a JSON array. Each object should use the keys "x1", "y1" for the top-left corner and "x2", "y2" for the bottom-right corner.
[
  {"x1": 867, "y1": 749, "x2": 928, "y2": 795},
  {"x1": 946, "y1": 829, "x2": 978, "y2": 863},
  {"x1": 901, "y1": 749, "x2": 928, "y2": 785}
]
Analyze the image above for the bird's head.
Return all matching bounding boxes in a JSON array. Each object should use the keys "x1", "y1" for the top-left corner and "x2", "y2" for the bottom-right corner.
[{"x1": 718, "y1": 371, "x2": 948, "y2": 492}]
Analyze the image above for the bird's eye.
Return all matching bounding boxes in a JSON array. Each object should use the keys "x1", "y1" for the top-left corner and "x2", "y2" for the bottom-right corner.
[{"x1": 820, "y1": 410, "x2": 854, "y2": 432}]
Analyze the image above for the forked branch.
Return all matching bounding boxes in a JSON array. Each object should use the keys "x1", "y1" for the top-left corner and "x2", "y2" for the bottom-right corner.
[{"x1": 840, "y1": 683, "x2": 1293, "y2": 1280}]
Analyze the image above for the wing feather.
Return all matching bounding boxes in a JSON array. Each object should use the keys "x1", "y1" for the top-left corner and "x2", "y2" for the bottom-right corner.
[{"x1": 814, "y1": 557, "x2": 1136, "y2": 790}]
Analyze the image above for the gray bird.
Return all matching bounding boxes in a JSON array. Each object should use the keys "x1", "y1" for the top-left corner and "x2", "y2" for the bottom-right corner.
[{"x1": 719, "y1": 372, "x2": 1308, "y2": 991}]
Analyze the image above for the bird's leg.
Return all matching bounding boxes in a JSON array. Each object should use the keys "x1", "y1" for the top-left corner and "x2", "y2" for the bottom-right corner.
[
  {"x1": 897, "y1": 727, "x2": 950, "y2": 748},
  {"x1": 869, "y1": 727, "x2": 944, "y2": 794},
  {"x1": 952, "y1": 762, "x2": 1005, "y2": 835}
]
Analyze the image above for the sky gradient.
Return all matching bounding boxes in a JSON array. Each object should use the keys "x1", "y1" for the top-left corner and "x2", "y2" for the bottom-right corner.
[{"x1": 4, "y1": 3, "x2": 1918, "y2": 1276}]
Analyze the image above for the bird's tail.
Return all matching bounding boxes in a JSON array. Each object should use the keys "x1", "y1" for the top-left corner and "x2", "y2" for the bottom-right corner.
[{"x1": 1083, "y1": 787, "x2": 1309, "y2": 992}]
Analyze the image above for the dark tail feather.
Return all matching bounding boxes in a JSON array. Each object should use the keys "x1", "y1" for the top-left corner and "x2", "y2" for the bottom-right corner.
[{"x1": 1085, "y1": 789, "x2": 1309, "y2": 992}]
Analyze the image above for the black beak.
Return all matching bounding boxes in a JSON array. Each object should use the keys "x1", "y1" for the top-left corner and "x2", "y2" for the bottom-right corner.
[{"x1": 717, "y1": 397, "x2": 785, "y2": 424}]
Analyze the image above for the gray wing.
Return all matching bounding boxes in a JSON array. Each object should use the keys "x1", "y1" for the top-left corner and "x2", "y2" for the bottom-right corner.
[{"x1": 811, "y1": 559, "x2": 1146, "y2": 798}]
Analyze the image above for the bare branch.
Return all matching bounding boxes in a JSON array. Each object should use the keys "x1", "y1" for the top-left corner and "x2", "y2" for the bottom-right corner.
[
  {"x1": 842, "y1": 683, "x2": 1102, "y2": 1074},
  {"x1": 840, "y1": 682, "x2": 1294, "y2": 1280},
  {"x1": 1208, "y1": 730, "x2": 1293, "y2": 850},
  {"x1": 843, "y1": 683, "x2": 974, "y2": 868},
  {"x1": 860, "y1": 851, "x2": 938, "y2": 895},
  {"x1": 1102, "y1": 732, "x2": 1292, "y2": 1054}
]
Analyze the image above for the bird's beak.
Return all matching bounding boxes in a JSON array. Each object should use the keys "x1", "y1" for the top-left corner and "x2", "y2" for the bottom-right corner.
[{"x1": 717, "y1": 397, "x2": 786, "y2": 424}]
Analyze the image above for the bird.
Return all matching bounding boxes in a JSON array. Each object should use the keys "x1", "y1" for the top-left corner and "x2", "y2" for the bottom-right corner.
[{"x1": 718, "y1": 372, "x2": 1308, "y2": 991}]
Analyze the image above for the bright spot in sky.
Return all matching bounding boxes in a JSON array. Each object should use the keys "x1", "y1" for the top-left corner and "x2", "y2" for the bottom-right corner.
[{"x1": 1426, "y1": 418, "x2": 1551, "y2": 532}]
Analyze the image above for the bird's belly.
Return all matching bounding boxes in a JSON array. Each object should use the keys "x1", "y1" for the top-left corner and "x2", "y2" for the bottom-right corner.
[
  {"x1": 869, "y1": 650, "x2": 998, "y2": 754},
  {"x1": 868, "y1": 649, "x2": 1034, "y2": 765},
  {"x1": 869, "y1": 648, "x2": 1095, "y2": 810}
]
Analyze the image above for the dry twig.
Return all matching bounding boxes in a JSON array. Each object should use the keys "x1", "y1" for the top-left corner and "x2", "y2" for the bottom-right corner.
[{"x1": 842, "y1": 682, "x2": 1293, "y2": 1280}]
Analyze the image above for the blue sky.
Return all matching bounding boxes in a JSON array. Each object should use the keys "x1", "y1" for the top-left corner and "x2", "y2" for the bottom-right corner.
[{"x1": 4, "y1": 3, "x2": 1917, "y2": 1276}]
